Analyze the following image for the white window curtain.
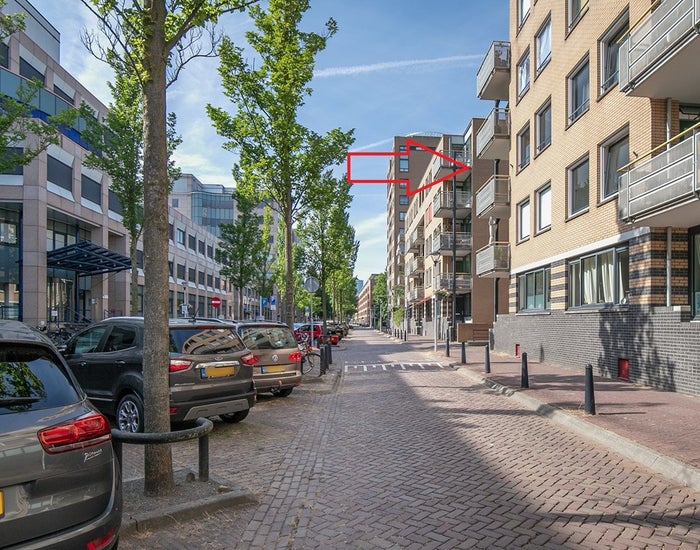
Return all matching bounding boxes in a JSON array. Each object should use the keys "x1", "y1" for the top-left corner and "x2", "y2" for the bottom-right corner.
[
  {"x1": 598, "y1": 251, "x2": 614, "y2": 303},
  {"x1": 537, "y1": 20, "x2": 551, "y2": 69},
  {"x1": 582, "y1": 256, "x2": 596, "y2": 304}
]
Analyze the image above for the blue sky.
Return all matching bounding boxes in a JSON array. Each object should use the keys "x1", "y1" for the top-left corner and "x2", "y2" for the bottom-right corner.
[{"x1": 31, "y1": 0, "x2": 508, "y2": 284}]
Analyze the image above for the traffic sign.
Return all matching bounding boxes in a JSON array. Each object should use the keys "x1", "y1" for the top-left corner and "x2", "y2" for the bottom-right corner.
[
  {"x1": 211, "y1": 296, "x2": 221, "y2": 308},
  {"x1": 304, "y1": 277, "x2": 320, "y2": 293}
]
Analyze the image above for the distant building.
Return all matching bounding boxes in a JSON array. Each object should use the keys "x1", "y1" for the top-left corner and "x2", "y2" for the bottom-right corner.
[{"x1": 356, "y1": 275, "x2": 378, "y2": 327}]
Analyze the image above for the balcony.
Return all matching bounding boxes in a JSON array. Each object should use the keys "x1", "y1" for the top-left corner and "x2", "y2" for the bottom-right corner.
[
  {"x1": 475, "y1": 175, "x2": 510, "y2": 219},
  {"x1": 476, "y1": 108, "x2": 510, "y2": 160},
  {"x1": 476, "y1": 41, "x2": 511, "y2": 101},
  {"x1": 430, "y1": 232, "x2": 472, "y2": 256},
  {"x1": 620, "y1": 0, "x2": 700, "y2": 102},
  {"x1": 409, "y1": 286, "x2": 425, "y2": 302},
  {"x1": 406, "y1": 226, "x2": 424, "y2": 253},
  {"x1": 407, "y1": 256, "x2": 424, "y2": 278},
  {"x1": 431, "y1": 149, "x2": 470, "y2": 183},
  {"x1": 433, "y1": 189, "x2": 472, "y2": 218},
  {"x1": 433, "y1": 273, "x2": 472, "y2": 294},
  {"x1": 475, "y1": 243, "x2": 510, "y2": 278},
  {"x1": 619, "y1": 129, "x2": 700, "y2": 227}
]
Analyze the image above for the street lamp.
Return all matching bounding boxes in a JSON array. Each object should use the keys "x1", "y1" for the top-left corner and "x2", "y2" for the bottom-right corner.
[{"x1": 429, "y1": 251, "x2": 441, "y2": 352}]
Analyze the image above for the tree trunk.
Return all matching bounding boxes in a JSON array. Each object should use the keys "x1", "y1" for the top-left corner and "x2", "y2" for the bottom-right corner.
[
  {"x1": 284, "y1": 195, "x2": 294, "y2": 326},
  {"x1": 141, "y1": 0, "x2": 174, "y2": 496},
  {"x1": 130, "y1": 237, "x2": 139, "y2": 316}
]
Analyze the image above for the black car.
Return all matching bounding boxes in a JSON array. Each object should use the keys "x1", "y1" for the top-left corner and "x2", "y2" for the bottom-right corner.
[
  {"x1": 61, "y1": 317, "x2": 257, "y2": 432},
  {"x1": 0, "y1": 320, "x2": 121, "y2": 548}
]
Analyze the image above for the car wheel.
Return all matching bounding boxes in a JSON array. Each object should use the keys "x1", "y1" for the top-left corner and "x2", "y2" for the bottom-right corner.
[
  {"x1": 117, "y1": 393, "x2": 144, "y2": 433},
  {"x1": 272, "y1": 387, "x2": 293, "y2": 397},
  {"x1": 219, "y1": 409, "x2": 249, "y2": 423}
]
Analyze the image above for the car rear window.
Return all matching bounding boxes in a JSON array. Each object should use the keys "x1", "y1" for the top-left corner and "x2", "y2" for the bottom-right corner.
[
  {"x1": 169, "y1": 326, "x2": 246, "y2": 355},
  {"x1": 0, "y1": 344, "x2": 80, "y2": 414},
  {"x1": 238, "y1": 326, "x2": 297, "y2": 350}
]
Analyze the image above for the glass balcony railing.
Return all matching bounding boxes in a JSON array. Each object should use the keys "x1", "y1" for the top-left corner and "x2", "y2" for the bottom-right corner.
[
  {"x1": 432, "y1": 189, "x2": 472, "y2": 217},
  {"x1": 476, "y1": 41, "x2": 511, "y2": 101},
  {"x1": 475, "y1": 175, "x2": 510, "y2": 219},
  {"x1": 433, "y1": 273, "x2": 472, "y2": 293},
  {"x1": 476, "y1": 108, "x2": 510, "y2": 160},
  {"x1": 475, "y1": 243, "x2": 510, "y2": 278},
  {"x1": 430, "y1": 232, "x2": 472, "y2": 255}
]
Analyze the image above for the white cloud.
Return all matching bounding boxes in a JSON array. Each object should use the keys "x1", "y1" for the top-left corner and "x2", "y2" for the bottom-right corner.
[
  {"x1": 352, "y1": 213, "x2": 386, "y2": 237},
  {"x1": 314, "y1": 54, "x2": 481, "y2": 78}
]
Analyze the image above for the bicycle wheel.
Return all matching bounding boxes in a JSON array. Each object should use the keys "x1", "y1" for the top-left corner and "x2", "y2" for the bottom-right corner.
[{"x1": 302, "y1": 352, "x2": 322, "y2": 377}]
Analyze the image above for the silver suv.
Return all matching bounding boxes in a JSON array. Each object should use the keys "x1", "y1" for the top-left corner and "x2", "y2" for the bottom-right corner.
[{"x1": 0, "y1": 320, "x2": 121, "y2": 548}]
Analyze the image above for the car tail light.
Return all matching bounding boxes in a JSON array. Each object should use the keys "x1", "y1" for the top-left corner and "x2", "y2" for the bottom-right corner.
[
  {"x1": 169, "y1": 359, "x2": 192, "y2": 372},
  {"x1": 288, "y1": 350, "x2": 302, "y2": 362},
  {"x1": 240, "y1": 352, "x2": 259, "y2": 366},
  {"x1": 86, "y1": 528, "x2": 118, "y2": 550},
  {"x1": 38, "y1": 412, "x2": 111, "y2": 454}
]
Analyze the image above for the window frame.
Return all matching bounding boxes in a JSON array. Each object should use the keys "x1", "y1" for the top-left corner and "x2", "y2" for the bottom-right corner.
[
  {"x1": 568, "y1": 156, "x2": 590, "y2": 217},
  {"x1": 568, "y1": 0, "x2": 587, "y2": 32},
  {"x1": 517, "y1": 123, "x2": 531, "y2": 171},
  {"x1": 535, "y1": 16, "x2": 552, "y2": 74},
  {"x1": 599, "y1": 10, "x2": 628, "y2": 96},
  {"x1": 535, "y1": 99, "x2": 552, "y2": 154},
  {"x1": 568, "y1": 245, "x2": 629, "y2": 308},
  {"x1": 600, "y1": 128, "x2": 629, "y2": 201},
  {"x1": 536, "y1": 183, "x2": 552, "y2": 233},
  {"x1": 518, "y1": 0, "x2": 531, "y2": 27},
  {"x1": 517, "y1": 48, "x2": 531, "y2": 100},
  {"x1": 518, "y1": 266, "x2": 551, "y2": 312},
  {"x1": 517, "y1": 198, "x2": 531, "y2": 243},
  {"x1": 568, "y1": 57, "x2": 590, "y2": 124}
]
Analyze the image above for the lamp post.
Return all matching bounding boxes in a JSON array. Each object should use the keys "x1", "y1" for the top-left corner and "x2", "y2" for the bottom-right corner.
[
  {"x1": 451, "y1": 169, "x2": 457, "y2": 342},
  {"x1": 429, "y1": 252, "x2": 441, "y2": 352}
]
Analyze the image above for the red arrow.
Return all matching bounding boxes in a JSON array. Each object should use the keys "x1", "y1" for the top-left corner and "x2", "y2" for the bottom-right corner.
[{"x1": 346, "y1": 138, "x2": 470, "y2": 197}]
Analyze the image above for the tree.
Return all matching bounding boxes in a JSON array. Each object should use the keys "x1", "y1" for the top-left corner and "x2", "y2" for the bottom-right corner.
[
  {"x1": 373, "y1": 272, "x2": 388, "y2": 328},
  {"x1": 217, "y1": 190, "x2": 263, "y2": 319},
  {"x1": 252, "y1": 205, "x2": 275, "y2": 317},
  {"x1": 79, "y1": 0, "x2": 257, "y2": 496},
  {"x1": 207, "y1": 0, "x2": 354, "y2": 327},
  {"x1": 0, "y1": 3, "x2": 75, "y2": 172},
  {"x1": 78, "y1": 73, "x2": 181, "y2": 315}
]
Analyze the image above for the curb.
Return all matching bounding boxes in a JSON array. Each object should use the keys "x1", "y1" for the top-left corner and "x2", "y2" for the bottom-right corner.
[
  {"x1": 453, "y1": 366, "x2": 700, "y2": 492},
  {"x1": 120, "y1": 472, "x2": 255, "y2": 535}
]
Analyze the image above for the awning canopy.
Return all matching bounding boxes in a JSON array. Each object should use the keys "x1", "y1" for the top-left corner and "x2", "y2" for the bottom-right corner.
[{"x1": 47, "y1": 241, "x2": 131, "y2": 276}]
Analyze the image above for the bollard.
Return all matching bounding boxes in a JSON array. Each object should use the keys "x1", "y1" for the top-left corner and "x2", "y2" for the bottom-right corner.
[
  {"x1": 521, "y1": 351, "x2": 529, "y2": 388},
  {"x1": 584, "y1": 363, "x2": 596, "y2": 415},
  {"x1": 327, "y1": 342, "x2": 333, "y2": 365},
  {"x1": 484, "y1": 345, "x2": 491, "y2": 373},
  {"x1": 404, "y1": 330, "x2": 407, "y2": 342},
  {"x1": 461, "y1": 341, "x2": 466, "y2": 364},
  {"x1": 445, "y1": 336, "x2": 450, "y2": 357},
  {"x1": 320, "y1": 345, "x2": 328, "y2": 375}
]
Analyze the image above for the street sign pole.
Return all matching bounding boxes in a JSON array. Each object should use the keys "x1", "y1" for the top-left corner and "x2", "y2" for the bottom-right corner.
[{"x1": 304, "y1": 277, "x2": 320, "y2": 344}]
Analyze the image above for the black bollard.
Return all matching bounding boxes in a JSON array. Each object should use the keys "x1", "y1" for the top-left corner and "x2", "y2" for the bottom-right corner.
[
  {"x1": 404, "y1": 330, "x2": 407, "y2": 341},
  {"x1": 446, "y1": 336, "x2": 450, "y2": 357},
  {"x1": 327, "y1": 342, "x2": 333, "y2": 365},
  {"x1": 521, "y1": 351, "x2": 529, "y2": 388},
  {"x1": 484, "y1": 345, "x2": 491, "y2": 373},
  {"x1": 584, "y1": 363, "x2": 596, "y2": 415},
  {"x1": 461, "y1": 341, "x2": 466, "y2": 364},
  {"x1": 320, "y1": 345, "x2": 328, "y2": 375}
]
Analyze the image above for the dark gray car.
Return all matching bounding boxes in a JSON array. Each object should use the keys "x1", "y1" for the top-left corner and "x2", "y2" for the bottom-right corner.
[
  {"x1": 0, "y1": 320, "x2": 121, "y2": 549},
  {"x1": 61, "y1": 317, "x2": 257, "y2": 432}
]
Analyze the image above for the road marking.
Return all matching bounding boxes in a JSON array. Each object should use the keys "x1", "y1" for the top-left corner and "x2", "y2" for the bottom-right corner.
[{"x1": 344, "y1": 362, "x2": 446, "y2": 373}]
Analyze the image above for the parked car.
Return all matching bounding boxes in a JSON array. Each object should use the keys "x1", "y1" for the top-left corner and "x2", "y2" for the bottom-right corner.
[
  {"x1": 61, "y1": 317, "x2": 257, "y2": 432},
  {"x1": 0, "y1": 320, "x2": 122, "y2": 549},
  {"x1": 294, "y1": 323, "x2": 323, "y2": 343},
  {"x1": 233, "y1": 321, "x2": 302, "y2": 397}
]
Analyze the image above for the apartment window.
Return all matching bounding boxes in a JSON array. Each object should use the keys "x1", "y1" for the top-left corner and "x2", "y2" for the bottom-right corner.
[
  {"x1": 188, "y1": 234, "x2": 196, "y2": 250},
  {"x1": 81, "y1": 174, "x2": 101, "y2": 205},
  {"x1": 536, "y1": 100, "x2": 552, "y2": 153},
  {"x1": 188, "y1": 267, "x2": 196, "y2": 282},
  {"x1": 47, "y1": 156, "x2": 72, "y2": 192},
  {"x1": 600, "y1": 12, "x2": 628, "y2": 94},
  {"x1": 568, "y1": 157, "x2": 589, "y2": 216},
  {"x1": 176, "y1": 228, "x2": 185, "y2": 245},
  {"x1": 399, "y1": 195, "x2": 409, "y2": 205},
  {"x1": 176, "y1": 263, "x2": 186, "y2": 279},
  {"x1": 399, "y1": 212, "x2": 406, "y2": 221},
  {"x1": 517, "y1": 124, "x2": 530, "y2": 170},
  {"x1": 398, "y1": 145, "x2": 408, "y2": 172},
  {"x1": 536, "y1": 184, "x2": 552, "y2": 232},
  {"x1": 1, "y1": 147, "x2": 23, "y2": 175},
  {"x1": 19, "y1": 57, "x2": 44, "y2": 85},
  {"x1": 518, "y1": 0, "x2": 531, "y2": 26},
  {"x1": 518, "y1": 198, "x2": 531, "y2": 242},
  {"x1": 53, "y1": 85, "x2": 73, "y2": 104},
  {"x1": 207, "y1": 244, "x2": 214, "y2": 259},
  {"x1": 518, "y1": 267, "x2": 551, "y2": 311},
  {"x1": 517, "y1": 50, "x2": 530, "y2": 99},
  {"x1": 535, "y1": 17, "x2": 552, "y2": 73},
  {"x1": 568, "y1": 59, "x2": 589, "y2": 123},
  {"x1": 172, "y1": 198, "x2": 179, "y2": 207},
  {"x1": 569, "y1": 246, "x2": 629, "y2": 307},
  {"x1": 568, "y1": 0, "x2": 587, "y2": 31},
  {"x1": 601, "y1": 131, "x2": 629, "y2": 200},
  {"x1": 198, "y1": 239, "x2": 206, "y2": 255},
  {"x1": 198, "y1": 271, "x2": 205, "y2": 285},
  {"x1": 108, "y1": 190, "x2": 122, "y2": 214},
  {"x1": 0, "y1": 43, "x2": 8, "y2": 69}
]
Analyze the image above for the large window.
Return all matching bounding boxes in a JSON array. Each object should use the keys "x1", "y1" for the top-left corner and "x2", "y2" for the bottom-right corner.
[
  {"x1": 176, "y1": 228, "x2": 185, "y2": 245},
  {"x1": 108, "y1": 190, "x2": 122, "y2": 214},
  {"x1": 517, "y1": 124, "x2": 530, "y2": 170},
  {"x1": 517, "y1": 50, "x2": 530, "y2": 99},
  {"x1": 398, "y1": 145, "x2": 408, "y2": 172},
  {"x1": 518, "y1": 198, "x2": 530, "y2": 242},
  {"x1": 536, "y1": 100, "x2": 552, "y2": 153},
  {"x1": 81, "y1": 174, "x2": 101, "y2": 205},
  {"x1": 568, "y1": 0, "x2": 587, "y2": 31},
  {"x1": 518, "y1": 267, "x2": 551, "y2": 311},
  {"x1": 518, "y1": 0, "x2": 531, "y2": 26},
  {"x1": 19, "y1": 57, "x2": 44, "y2": 85},
  {"x1": 1, "y1": 147, "x2": 23, "y2": 175},
  {"x1": 601, "y1": 131, "x2": 629, "y2": 200},
  {"x1": 47, "y1": 156, "x2": 72, "y2": 192},
  {"x1": 536, "y1": 184, "x2": 552, "y2": 233},
  {"x1": 692, "y1": 229, "x2": 700, "y2": 317},
  {"x1": 399, "y1": 195, "x2": 409, "y2": 205},
  {"x1": 600, "y1": 12, "x2": 629, "y2": 95},
  {"x1": 536, "y1": 17, "x2": 552, "y2": 73},
  {"x1": 568, "y1": 157, "x2": 589, "y2": 216},
  {"x1": 568, "y1": 59, "x2": 589, "y2": 123},
  {"x1": 569, "y1": 246, "x2": 629, "y2": 307}
]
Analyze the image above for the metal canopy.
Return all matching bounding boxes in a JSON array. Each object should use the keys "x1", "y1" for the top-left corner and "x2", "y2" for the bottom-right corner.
[{"x1": 47, "y1": 241, "x2": 131, "y2": 276}]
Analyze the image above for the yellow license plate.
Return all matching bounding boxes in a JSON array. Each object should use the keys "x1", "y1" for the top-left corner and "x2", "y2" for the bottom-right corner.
[
  {"x1": 262, "y1": 365, "x2": 285, "y2": 373},
  {"x1": 0, "y1": 489, "x2": 4, "y2": 518},
  {"x1": 205, "y1": 366, "x2": 236, "y2": 378}
]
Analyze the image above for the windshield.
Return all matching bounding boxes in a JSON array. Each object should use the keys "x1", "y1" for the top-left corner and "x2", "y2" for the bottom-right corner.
[
  {"x1": 238, "y1": 326, "x2": 297, "y2": 350},
  {"x1": 169, "y1": 327, "x2": 246, "y2": 355}
]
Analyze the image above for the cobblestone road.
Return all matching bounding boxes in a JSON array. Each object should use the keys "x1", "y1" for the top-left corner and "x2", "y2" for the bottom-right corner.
[{"x1": 120, "y1": 329, "x2": 700, "y2": 549}]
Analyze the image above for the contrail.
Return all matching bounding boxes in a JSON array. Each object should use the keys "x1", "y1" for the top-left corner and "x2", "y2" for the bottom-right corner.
[{"x1": 314, "y1": 54, "x2": 481, "y2": 78}]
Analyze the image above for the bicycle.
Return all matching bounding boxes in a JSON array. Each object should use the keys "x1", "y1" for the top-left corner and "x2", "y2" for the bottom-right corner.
[{"x1": 298, "y1": 336, "x2": 322, "y2": 377}]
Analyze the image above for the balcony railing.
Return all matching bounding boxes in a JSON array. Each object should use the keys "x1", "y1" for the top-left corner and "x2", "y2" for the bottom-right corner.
[
  {"x1": 475, "y1": 243, "x2": 510, "y2": 278},
  {"x1": 431, "y1": 149, "x2": 469, "y2": 182},
  {"x1": 406, "y1": 226, "x2": 424, "y2": 252},
  {"x1": 620, "y1": 0, "x2": 700, "y2": 98},
  {"x1": 433, "y1": 273, "x2": 472, "y2": 293},
  {"x1": 476, "y1": 108, "x2": 510, "y2": 160},
  {"x1": 409, "y1": 286, "x2": 425, "y2": 301},
  {"x1": 476, "y1": 41, "x2": 511, "y2": 101},
  {"x1": 407, "y1": 256, "x2": 424, "y2": 277},
  {"x1": 475, "y1": 175, "x2": 510, "y2": 219},
  {"x1": 619, "y1": 129, "x2": 700, "y2": 225},
  {"x1": 432, "y1": 189, "x2": 472, "y2": 217},
  {"x1": 431, "y1": 232, "x2": 472, "y2": 255}
]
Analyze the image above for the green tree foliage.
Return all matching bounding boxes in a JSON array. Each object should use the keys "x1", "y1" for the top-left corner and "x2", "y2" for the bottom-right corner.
[
  {"x1": 78, "y1": 73, "x2": 181, "y2": 315},
  {"x1": 373, "y1": 272, "x2": 388, "y2": 327},
  {"x1": 207, "y1": 0, "x2": 354, "y2": 326},
  {"x1": 79, "y1": 0, "x2": 257, "y2": 496}
]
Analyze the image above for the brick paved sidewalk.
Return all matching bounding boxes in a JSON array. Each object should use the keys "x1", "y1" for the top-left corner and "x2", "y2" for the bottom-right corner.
[{"x1": 383, "y1": 330, "x2": 700, "y2": 491}]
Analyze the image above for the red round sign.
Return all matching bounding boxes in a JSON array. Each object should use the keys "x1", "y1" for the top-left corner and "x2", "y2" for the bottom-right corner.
[{"x1": 211, "y1": 296, "x2": 221, "y2": 308}]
